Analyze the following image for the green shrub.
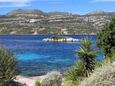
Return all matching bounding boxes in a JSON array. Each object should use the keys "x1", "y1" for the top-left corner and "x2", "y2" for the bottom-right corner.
[
  {"x1": 65, "y1": 60, "x2": 83, "y2": 86},
  {"x1": 0, "y1": 46, "x2": 18, "y2": 86},
  {"x1": 35, "y1": 80, "x2": 41, "y2": 86},
  {"x1": 50, "y1": 35, "x2": 68, "y2": 40},
  {"x1": 97, "y1": 17, "x2": 115, "y2": 62}
]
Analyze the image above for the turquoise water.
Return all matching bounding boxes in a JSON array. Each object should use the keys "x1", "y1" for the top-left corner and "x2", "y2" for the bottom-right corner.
[{"x1": 0, "y1": 35, "x2": 103, "y2": 76}]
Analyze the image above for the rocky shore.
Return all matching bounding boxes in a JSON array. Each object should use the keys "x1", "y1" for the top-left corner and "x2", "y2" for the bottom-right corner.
[{"x1": 43, "y1": 36, "x2": 80, "y2": 42}]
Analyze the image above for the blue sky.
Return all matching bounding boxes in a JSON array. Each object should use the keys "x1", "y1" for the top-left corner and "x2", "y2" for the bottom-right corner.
[{"x1": 0, "y1": 0, "x2": 115, "y2": 15}]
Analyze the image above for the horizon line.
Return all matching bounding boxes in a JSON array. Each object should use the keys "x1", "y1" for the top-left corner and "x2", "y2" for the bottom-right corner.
[{"x1": 0, "y1": 8, "x2": 115, "y2": 15}]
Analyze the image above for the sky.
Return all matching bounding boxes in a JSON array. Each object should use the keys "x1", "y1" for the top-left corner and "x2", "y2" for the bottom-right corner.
[{"x1": 0, "y1": 0, "x2": 115, "y2": 15}]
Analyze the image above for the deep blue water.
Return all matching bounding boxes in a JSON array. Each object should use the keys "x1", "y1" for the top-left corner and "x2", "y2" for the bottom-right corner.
[{"x1": 0, "y1": 35, "x2": 103, "y2": 76}]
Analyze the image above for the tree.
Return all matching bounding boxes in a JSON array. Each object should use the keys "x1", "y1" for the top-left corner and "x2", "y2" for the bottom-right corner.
[
  {"x1": 97, "y1": 17, "x2": 115, "y2": 62},
  {"x1": 76, "y1": 38, "x2": 96, "y2": 77},
  {"x1": 0, "y1": 46, "x2": 18, "y2": 86},
  {"x1": 65, "y1": 38, "x2": 96, "y2": 86}
]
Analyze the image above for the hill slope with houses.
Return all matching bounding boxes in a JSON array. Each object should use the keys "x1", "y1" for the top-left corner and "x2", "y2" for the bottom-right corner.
[{"x1": 0, "y1": 9, "x2": 114, "y2": 34}]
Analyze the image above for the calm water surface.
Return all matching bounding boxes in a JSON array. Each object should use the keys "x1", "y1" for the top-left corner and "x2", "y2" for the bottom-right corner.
[{"x1": 0, "y1": 35, "x2": 103, "y2": 76}]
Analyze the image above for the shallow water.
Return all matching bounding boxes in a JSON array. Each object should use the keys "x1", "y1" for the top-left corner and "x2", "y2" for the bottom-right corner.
[{"x1": 0, "y1": 35, "x2": 103, "y2": 76}]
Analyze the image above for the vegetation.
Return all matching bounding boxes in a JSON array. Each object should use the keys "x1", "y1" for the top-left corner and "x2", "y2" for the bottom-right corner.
[
  {"x1": 35, "y1": 80, "x2": 41, "y2": 86},
  {"x1": 65, "y1": 38, "x2": 96, "y2": 86},
  {"x1": 97, "y1": 17, "x2": 115, "y2": 62},
  {"x1": 41, "y1": 71, "x2": 62, "y2": 86},
  {"x1": 78, "y1": 16, "x2": 115, "y2": 86},
  {"x1": 50, "y1": 36, "x2": 69, "y2": 40},
  {"x1": 0, "y1": 46, "x2": 18, "y2": 86},
  {"x1": 76, "y1": 38, "x2": 96, "y2": 77},
  {"x1": 80, "y1": 62, "x2": 115, "y2": 86},
  {"x1": 65, "y1": 60, "x2": 83, "y2": 86}
]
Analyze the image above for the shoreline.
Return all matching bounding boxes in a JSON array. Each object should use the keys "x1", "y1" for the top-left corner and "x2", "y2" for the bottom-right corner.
[
  {"x1": 0, "y1": 34, "x2": 96, "y2": 36},
  {"x1": 15, "y1": 70, "x2": 65, "y2": 86},
  {"x1": 15, "y1": 75, "x2": 46, "y2": 86}
]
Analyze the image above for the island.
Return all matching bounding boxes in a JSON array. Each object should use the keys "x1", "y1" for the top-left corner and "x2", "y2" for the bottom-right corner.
[{"x1": 43, "y1": 35, "x2": 80, "y2": 42}]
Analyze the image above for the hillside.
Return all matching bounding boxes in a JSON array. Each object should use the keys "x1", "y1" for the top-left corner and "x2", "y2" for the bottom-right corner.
[
  {"x1": 87, "y1": 11, "x2": 115, "y2": 16},
  {"x1": 0, "y1": 9, "x2": 112, "y2": 34}
]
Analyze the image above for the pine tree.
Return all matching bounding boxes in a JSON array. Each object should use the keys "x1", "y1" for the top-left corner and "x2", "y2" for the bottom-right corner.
[{"x1": 97, "y1": 17, "x2": 115, "y2": 62}]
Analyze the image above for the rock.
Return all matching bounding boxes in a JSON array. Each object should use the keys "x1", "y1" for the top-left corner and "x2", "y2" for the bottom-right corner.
[{"x1": 43, "y1": 37, "x2": 80, "y2": 42}]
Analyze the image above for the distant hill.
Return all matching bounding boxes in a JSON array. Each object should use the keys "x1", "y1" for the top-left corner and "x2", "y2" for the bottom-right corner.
[
  {"x1": 7, "y1": 9, "x2": 45, "y2": 15},
  {"x1": 0, "y1": 9, "x2": 114, "y2": 34},
  {"x1": 47, "y1": 11, "x2": 76, "y2": 17},
  {"x1": 87, "y1": 11, "x2": 115, "y2": 16}
]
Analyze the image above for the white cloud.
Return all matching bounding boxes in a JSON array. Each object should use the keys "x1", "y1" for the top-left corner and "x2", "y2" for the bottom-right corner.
[
  {"x1": 92, "y1": 0, "x2": 115, "y2": 2},
  {"x1": 0, "y1": 0, "x2": 28, "y2": 2},
  {"x1": 0, "y1": 0, "x2": 34, "y2": 7}
]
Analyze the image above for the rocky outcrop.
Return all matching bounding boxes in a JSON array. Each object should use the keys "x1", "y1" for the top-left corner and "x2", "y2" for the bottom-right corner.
[{"x1": 43, "y1": 37, "x2": 80, "y2": 42}]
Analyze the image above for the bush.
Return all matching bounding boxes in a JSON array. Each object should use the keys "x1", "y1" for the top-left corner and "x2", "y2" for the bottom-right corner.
[
  {"x1": 51, "y1": 36, "x2": 68, "y2": 40},
  {"x1": 35, "y1": 80, "x2": 41, "y2": 86},
  {"x1": 0, "y1": 46, "x2": 18, "y2": 86},
  {"x1": 65, "y1": 60, "x2": 83, "y2": 86},
  {"x1": 80, "y1": 62, "x2": 115, "y2": 86},
  {"x1": 97, "y1": 17, "x2": 115, "y2": 62},
  {"x1": 41, "y1": 71, "x2": 62, "y2": 86}
]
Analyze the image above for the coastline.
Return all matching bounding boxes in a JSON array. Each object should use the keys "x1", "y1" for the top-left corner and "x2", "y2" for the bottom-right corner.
[
  {"x1": 0, "y1": 33, "x2": 96, "y2": 36},
  {"x1": 15, "y1": 72, "x2": 64, "y2": 86},
  {"x1": 2, "y1": 34, "x2": 97, "y2": 86},
  {"x1": 15, "y1": 75, "x2": 46, "y2": 86}
]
